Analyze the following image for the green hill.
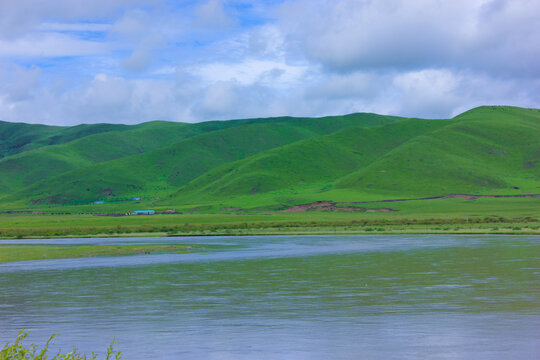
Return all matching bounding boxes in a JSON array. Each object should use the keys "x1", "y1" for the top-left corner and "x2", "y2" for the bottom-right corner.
[
  {"x1": 0, "y1": 121, "x2": 196, "y2": 195},
  {"x1": 1, "y1": 113, "x2": 398, "y2": 205},
  {"x1": 172, "y1": 118, "x2": 454, "y2": 200},
  {"x1": 0, "y1": 106, "x2": 538, "y2": 211},
  {"x1": 0, "y1": 120, "x2": 131, "y2": 158},
  {"x1": 167, "y1": 106, "x2": 539, "y2": 208},
  {"x1": 335, "y1": 106, "x2": 540, "y2": 196}
]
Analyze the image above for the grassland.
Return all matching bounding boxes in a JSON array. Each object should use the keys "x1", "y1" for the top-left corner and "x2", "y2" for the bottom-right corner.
[{"x1": 0, "y1": 196, "x2": 538, "y2": 239}]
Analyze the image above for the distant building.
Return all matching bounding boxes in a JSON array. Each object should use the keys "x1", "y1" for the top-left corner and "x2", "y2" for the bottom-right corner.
[{"x1": 132, "y1": 210, "x2": 155, "y2": 215}]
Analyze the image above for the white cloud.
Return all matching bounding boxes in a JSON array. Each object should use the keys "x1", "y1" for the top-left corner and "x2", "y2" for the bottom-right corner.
[
  {"x1": 109, "y1": 9, "x2": 149, "y2": 40},
  {"x1": 195, "y1": 81, "x2": 239, "y2": 117},
  {"x1": 1, "y1": 66, "x2": 538, "y2": 125},
  {"x1": 38, "y1": 22, "x2": 112, "y2": 32},
  {"x1": 194, "y1": 0, "x2": 235, "y2": 29},
  {"x1": 1, "y1": 0, "x2": 540, "y2": 125},
  {"x1": 189, "y1": 58, "x2": 309, "y2": 86},
  {"x1": 247, "y1": 25, "x2": 285, "y2": 57},
  {"x1": 391, "y1": 69, "x2": 462, "y2": 118},
  {"x1": 122, "y1": 34, "x2": 166, "y2": 72},
  {"x1": 305, "y1": 72, "x2": 384, "y2": 100},
  {"x1": 0, "y1": 63, "x2": 41, "y2": 102},
  {"x1": 0, "y1": 33, "x2": 107, "y2": 58},
  {"x1": 277, "y1": 0, "x2": 540, "y2": 76},
  {"x1": 0, "y1": 0, "x2": 157, "y2": 39}
]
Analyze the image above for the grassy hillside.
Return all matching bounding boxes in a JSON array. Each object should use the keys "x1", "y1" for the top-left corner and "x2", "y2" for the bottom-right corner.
[
  {"x1": 335, "y1": 106, "x2": 540, "y2": 196},
  {"x1": 0, "y1": 112, "x2": 309, "y2": 159},
  {"x1": 0, "y1": 106, "x2": 538, "y2": 212},
  {"x1": 1, "y1": 113, "x2": 398, "y2": 205},
  {"x1": 0, "y1": 114, "x2": 309, "y2": 196},
  {"x1": 0, "y1": 120, "x2": 130, "y2": 158},
  {"x1": 0, "y1": 121, "x2": 197, "y2": 195},
  {"x1": 172, "y1": 118, "x2": 455, "y2": 201},
  {"x1": 164, "y1": 106, "x2": 540, "y2": 209}
]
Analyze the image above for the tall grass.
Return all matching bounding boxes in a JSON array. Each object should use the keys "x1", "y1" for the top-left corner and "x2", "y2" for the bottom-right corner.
[
  {"x1": 0, "y1": 331, "x2": 122, "y2": 360},
  {"x1": 0, "y1": 216, "x2": 537, "y2": 239}
]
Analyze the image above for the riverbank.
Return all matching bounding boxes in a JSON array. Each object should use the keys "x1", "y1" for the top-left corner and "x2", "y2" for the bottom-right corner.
[
  {"x1": 0, "y1": 218, "x2": 538, "y2": 240},
  {"x1": 1, "y1": 219, "x2": 539, "y2": 239},
  {"x1": 3, "y1": 220, "x2": 538, "y2": 264}
]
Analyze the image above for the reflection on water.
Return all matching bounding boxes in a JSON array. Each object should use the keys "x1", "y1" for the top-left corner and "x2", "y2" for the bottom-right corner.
[{"x1": 0, "y1": 235, "x2": 539, "y2": 359}]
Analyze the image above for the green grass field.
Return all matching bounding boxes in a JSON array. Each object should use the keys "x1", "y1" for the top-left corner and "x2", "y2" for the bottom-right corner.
[{"x1": 0, "y1": 196, "x2": 538, "y2": 239}]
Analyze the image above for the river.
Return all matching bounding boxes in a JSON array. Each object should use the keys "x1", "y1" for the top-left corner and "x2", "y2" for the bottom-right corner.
[{"x1": 0, "y1": 235, "x2": 539, "y2": 359}]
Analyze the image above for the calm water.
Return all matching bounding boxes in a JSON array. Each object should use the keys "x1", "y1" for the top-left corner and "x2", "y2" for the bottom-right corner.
[{"x1": 0, "y1": 235, "x2": 539, "y2": 359}]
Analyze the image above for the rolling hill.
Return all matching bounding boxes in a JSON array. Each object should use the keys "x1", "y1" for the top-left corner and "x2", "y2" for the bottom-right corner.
[
  {"x1": 0, "y1": 120, "x2": 130, "y2": 158},
  {"x1": 172, "y1": 118, "x2": 455, "y2": 201},
  {"x1": 0, "y1": 113, "x2": 399, "y2": 205},
  {"x1": 0, "y1": 121, "x2": 197, "y2": 195},
  {"x1": 335, "y1": 108, "x2": 540, "y2": 196},
  {"x1": 0, "y1": 106, "x2": 538, "y2": 211}
]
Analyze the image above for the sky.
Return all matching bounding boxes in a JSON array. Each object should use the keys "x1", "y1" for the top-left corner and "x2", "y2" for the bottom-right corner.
[{"x1": 0, "y1": 0, "x2": 539, "y2": 125}]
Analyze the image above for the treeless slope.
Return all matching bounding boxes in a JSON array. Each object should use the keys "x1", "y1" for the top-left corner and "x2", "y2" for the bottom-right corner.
[
  {"x1": 335, "y1": 107, "x2": 540, "y2": 196},
  {"x1": 171, "y1": 118, "x2": 453, "y2": 200},
  {"x1": 0, "y1": 120, "x2": 131, "y2": 158},
  {"x1": 0, "y1": 121, "x2": 195, "y2": 194},
  {"x1": 3, "y1": 113, "x2": 398, "y2": 204}
]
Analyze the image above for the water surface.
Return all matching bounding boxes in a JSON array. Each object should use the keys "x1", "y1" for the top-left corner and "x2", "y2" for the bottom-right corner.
[{"x1": 1, "y1": 235, "x2": 539, "y2": 359}]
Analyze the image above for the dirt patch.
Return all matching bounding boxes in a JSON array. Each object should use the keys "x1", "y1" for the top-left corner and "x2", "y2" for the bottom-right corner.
[
  {"x1": 277, "y1": 193, "x2": 540, "y2": 213},
  {"x1": 251, "y1": 183, "x2": 261, "y2": 195},
  {"x1": 31, "y1": 194, "x2": 71, "y2": 205},
  {"x1": 343, "y1": 193, "x2": 540, "y2": 205},
  {"x1": 188, "y1": 205, "x2": 213, "y2": 214},
  {"x1": 366, "y1": 208, "x2": 397, "y2": 213},
  {"x1": 279, "y1": 201, "x2": 336, "y2": 213},
  {"x1": 279, "y1": 201, "x2": 394, "y2": 213},
  {"x1": 338, "y1": 206, "x2": 367, "y2": 212},
  {"x1": 102, "y1": 188, "x2": 114, "y2": 197},
  {"x1": 221, "y1": 207, "x2": 245, "y2": 212},
  {"x1": 441, "y1": 194, "x2": 477, "y2": 199}
]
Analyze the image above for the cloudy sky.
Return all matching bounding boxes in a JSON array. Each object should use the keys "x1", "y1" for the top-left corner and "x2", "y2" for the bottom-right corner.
[{"x1": 0, "y1": 0, "x2": 539, "y2": 125}]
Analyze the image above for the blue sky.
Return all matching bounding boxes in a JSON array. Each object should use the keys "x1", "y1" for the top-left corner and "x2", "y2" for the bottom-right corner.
[{"x1": 0, "y1": 0, "x2": 539, "y2": 125}]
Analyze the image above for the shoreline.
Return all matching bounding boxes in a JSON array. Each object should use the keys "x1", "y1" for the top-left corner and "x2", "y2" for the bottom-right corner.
[{"x1": 1, "y1": 225, "x2": 539, "y2": 240}]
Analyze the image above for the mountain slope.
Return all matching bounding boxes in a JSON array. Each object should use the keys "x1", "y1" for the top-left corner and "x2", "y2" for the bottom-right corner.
[
  {"x1": 3, "y1": 113, "x2": 399, "y2": 204},
  {"x1": 171, "y1": 118, "x2": 455, "y2": 201},
  {"x1": 0, "y1": 120, "x2": 132, "y2": 158},
  {"x1": 0, "y1": 121, "x2": 196, "y2": 194},
  {"x1": 1, "y1": 106, "x2": 538, "y2": 209},
  {"x1": 334, "y1": 106, "x2": 540, "y2": 196}
]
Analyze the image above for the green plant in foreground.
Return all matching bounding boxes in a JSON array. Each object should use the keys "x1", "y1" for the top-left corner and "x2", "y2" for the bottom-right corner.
[{"x1": 0, "y1": 331, "x2": 122, "y2": 360}]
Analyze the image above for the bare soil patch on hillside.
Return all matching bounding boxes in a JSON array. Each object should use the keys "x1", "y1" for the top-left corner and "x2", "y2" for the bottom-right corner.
[{"x1": 279, "y1": 201, "x2": 396, "y2": 213}]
